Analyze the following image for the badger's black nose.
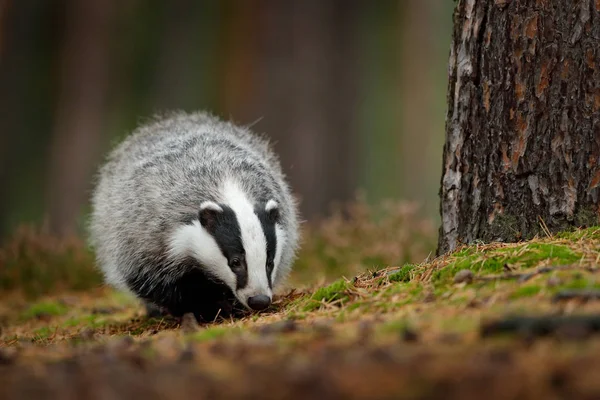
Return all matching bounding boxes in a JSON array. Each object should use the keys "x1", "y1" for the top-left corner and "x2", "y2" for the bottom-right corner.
[{"x1": 247, "y1": 295, "x2": 271, "y2": 311}]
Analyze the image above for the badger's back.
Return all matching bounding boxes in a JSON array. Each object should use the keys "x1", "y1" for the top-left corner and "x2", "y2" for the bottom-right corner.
[{"x1": 89, "y1": 111, "x2": 299, "y2": 299}]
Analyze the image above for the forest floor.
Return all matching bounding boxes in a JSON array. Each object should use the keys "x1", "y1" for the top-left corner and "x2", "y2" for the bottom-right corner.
[{"x1": 2, "y1": 224, "x2": 600, "y2": 399}]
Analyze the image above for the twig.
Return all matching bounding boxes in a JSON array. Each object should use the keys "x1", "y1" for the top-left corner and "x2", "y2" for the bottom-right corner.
[{"x1": 538, "y1": 216, "x2": 553, "y2": 238}]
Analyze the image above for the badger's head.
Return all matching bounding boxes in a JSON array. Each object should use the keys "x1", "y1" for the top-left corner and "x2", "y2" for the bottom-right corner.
[{"x1": 168, "y1": 182, "x2": 286, "y2": 312}]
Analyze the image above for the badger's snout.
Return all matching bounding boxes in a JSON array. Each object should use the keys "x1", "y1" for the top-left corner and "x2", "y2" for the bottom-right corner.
[{"x1": 247, "y1": 294, "x2": 271, "y2": 311}]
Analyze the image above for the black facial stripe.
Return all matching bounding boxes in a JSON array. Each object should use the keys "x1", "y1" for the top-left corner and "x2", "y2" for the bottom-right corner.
[
  {"x1": 256, "y1": 206, "x2": 277, "y2": 289},
  {"x1": 201, "y1": 204, "x2": 248, "y2": 290}
]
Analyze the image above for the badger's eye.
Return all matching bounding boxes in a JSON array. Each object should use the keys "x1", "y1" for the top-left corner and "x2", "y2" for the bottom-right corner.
[{"x1": 230, "y1": 257, "x2": 243, "y2": 269}]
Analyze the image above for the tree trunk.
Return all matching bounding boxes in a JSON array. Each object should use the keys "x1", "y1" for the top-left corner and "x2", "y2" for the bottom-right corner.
[
  {"x1": 399, "y1": 0, "x2": 438, "y2": 213},
  {"x1": 45, "y1": 0, "x2": 114, "y2": 236},
  {"x1": 438, "y1": 0, "x2": 600, "y2": 254},
  {"x1": 249, "y1": 0, "x2": 360, "y2": 220}
]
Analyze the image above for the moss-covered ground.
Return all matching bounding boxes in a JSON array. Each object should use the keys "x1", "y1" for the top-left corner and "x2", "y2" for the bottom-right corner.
[{"x1": 2, "y1": 216, "x2": 600, "y2": 399}]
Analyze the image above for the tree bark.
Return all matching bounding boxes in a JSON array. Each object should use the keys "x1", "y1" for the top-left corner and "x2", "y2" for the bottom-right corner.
[{"x1": 438, "y1": 0, "x2": 600, "y2": 254}]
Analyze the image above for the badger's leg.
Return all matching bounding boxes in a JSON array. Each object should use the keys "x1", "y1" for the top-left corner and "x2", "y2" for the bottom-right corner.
[{"x1": 129, "y1": 268, "x2": 244, "y2": 322}]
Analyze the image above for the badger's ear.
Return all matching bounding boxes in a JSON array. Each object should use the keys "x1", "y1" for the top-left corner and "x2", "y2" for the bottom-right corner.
[
  {"x1": 199, "y1": 201, "x2": 223, "y2": 231},
  {"x1": 265, "y1": 199, "x2": 280, "y2": 223}
]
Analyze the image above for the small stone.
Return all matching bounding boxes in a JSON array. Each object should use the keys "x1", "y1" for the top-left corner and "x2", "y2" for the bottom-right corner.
[
  {"x1": 454, "y1": 269, "x2": 474, "y2": 284},
  {"x1": 180, "y1": 313, "x2": 200, "y2": 333}
]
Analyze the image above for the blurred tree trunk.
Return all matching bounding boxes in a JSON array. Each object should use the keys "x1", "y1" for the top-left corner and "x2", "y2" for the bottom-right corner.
[
  {"x1": 0, "y1": 0, "x2": 8, "y2": 57},
  {"x1": 45, "y1": 0, "x2": 114, "y2": 236},
  {"x1": 250, "y1": 0, "x2": 360, "y2": 220},
  {"x1": 219, "y1": 0, "x2": 260, "y2": 121},
  {"x1": 0, "y1": 0, "x2": 10, "y2": 230},
  {"x1": 151, "y1": 1, "x2": 220, "y2": 112},
  {"x1": 398, "y1": 0, "x2": 437, "y2": 212},
  {"x1": 438, "y1": 0, "x2": 600, "y2": 254}
]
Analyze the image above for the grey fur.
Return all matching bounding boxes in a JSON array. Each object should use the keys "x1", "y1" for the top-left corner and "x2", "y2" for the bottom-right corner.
[{"x1": 89, "y1": 111, "x2": 300, "y2": 308}]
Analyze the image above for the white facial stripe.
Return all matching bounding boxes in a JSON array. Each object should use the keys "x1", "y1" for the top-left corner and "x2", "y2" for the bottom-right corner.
[
  {"x1": 222, "y1": 180, "x2": 272, "y2": 303},
  {"x1": 265, "y1": 199, "x2": 278, "y2": 212},
  {"x1": 200, "y1": 201, "x2": 223, "y2": 212},
  {"x1": 272, "y1": 224, "x2": 286, "y2": 286},
  {"x1": 167, "y1": 220, "x2": 236, "y2": 289}
]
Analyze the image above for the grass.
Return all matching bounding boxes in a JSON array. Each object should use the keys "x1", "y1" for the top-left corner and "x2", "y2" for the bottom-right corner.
[
  {"x1": 387, "y1": 264, "x2": 416, "y2": 283},
  {"x1": 430, "y1": 242, "x2": 582, "y2": 283},
  {"x1": 303, "y1": 279, "x2": 352, "y2": 311},
  {"x1": 509, "y1": 285, "x2": 542, "y2": 299},
  {"x1": 291, "y1": 196, "x2": 436, "y2": 285},
  {"x1": 0, "y1": 226, "x2": 101, "y2": 299},
  {"x1": 2, "y1": 209, "x2": 600, "y2": 397},
  {"x1": 20, "y1": 300, "x2": 69, "y2": 320}
]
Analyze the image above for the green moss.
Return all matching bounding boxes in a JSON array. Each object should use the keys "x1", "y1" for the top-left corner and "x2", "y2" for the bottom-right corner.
[
  {"x1": 387, "y1": 264, "x2": 415, "y2": 283},
  {"x1": 448, "y1": 295, "x2": 471, "y2": 305},
  {"x1": 346, "y1": 302, "x2": 364, "y2": 312},
  {"x1": 188, "y1": 326, "x2": 238, "y2": 342},
  {"x1": 31, "y1": 326, "x2": 55, "y2": 341},
  {"x1": 21, "y1": 301, "x2": 68, "y2": 320},
  {"x1": 384, "y1": 282, "x2": 412, "y2": 297},
  {"x1": 433, "y1": 243, "x2": 582, "y2": 284},
  {"x1": 509, "y1": 285, "x2": 542, "y2": 299},
  {"x1": 551, "y1": 275, "x2": 600, "y2": 292},
  {"x1": 410, "y1": 285, "x2": 424, "y2": 297},
  {"x1": 303, "y1": 279, "x2": 351, "y2": 311},
  {"x1": 556, "y1": 226, "x2": 600, "y2": 241}
]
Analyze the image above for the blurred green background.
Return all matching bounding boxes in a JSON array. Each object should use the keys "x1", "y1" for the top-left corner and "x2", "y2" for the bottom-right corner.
[{"x1": 0, "y1": 0, "x2": 454, "y2": 243}]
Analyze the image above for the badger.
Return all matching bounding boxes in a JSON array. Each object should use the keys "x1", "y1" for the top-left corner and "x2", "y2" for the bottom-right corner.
[{"x1": 89, "y1": 111, "x2": 299, "y2": 322}]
